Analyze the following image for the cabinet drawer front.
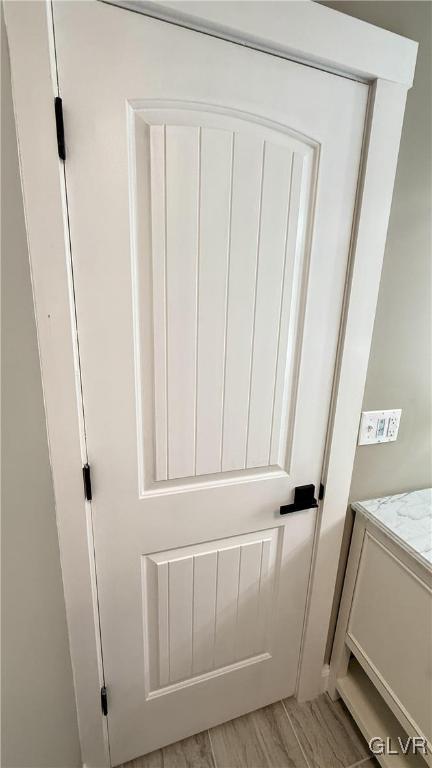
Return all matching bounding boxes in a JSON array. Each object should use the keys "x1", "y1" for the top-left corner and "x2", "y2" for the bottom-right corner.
[{"x1": 348, "y1": 532, "x2": 432, "y2": 742}]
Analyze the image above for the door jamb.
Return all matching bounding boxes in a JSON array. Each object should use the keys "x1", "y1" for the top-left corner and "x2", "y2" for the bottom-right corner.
[{"x1": 4, "y1": 1, "x2": 416, "y2": 765}]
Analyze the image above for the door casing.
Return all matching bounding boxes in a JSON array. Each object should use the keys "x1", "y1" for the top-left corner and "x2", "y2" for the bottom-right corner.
[{"x1": 4, "y1": 2, "x2": 417, "y2": 766}]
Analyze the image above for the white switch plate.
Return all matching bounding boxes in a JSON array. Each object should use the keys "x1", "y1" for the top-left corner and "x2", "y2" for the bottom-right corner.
[{"x1": 358, "y1": 409, "x2": 402, "y2": 445}]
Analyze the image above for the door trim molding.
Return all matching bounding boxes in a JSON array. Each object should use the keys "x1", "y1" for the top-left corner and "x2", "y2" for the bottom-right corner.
[
  {"x1": 296, "y1": 78, "x2": 409, "y2": 701},
  {"x1": 102, "y1": 0, "x2": 417, "y2": 87},
  {"x1": 4, "y1": 1, "x2": 415, "y2": 764}
]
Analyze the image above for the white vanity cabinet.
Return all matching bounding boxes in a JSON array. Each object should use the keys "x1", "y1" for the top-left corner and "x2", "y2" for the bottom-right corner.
[{"x1": 330, "y1": 490, "x2": 432, "y2": 768}]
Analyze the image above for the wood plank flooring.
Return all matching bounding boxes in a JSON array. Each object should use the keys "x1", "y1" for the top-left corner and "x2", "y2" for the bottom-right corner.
[
  {"x1": 209, "y1": 702, "x2": 307, "y2": 768},
  {"x1": 122, "y1": 731, "x2": 214, "y2": 768},
  {"x1": 119, "y1": 694, "x2": 377, "y2": 768},
  {"x1": 283, "y1": 695, "x2": 369, "y2": 768}
]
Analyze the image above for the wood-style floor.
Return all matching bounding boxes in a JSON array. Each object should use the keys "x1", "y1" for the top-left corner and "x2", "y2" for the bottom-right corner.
[{"x1": 120, "y1": 694, "x2": 377, "y2": 768}]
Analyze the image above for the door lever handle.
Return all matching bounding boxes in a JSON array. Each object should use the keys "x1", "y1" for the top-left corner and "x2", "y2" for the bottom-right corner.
[{"x1": 280, "y1": 484, "x2": 318, "y2": 515}]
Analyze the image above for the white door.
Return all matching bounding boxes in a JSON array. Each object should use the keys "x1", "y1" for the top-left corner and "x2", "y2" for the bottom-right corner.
[{"x1": 52, "y1": 2, "x2": 367, "y2": 763}]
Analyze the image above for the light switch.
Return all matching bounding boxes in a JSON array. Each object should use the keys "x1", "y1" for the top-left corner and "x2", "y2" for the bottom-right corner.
[{"x1": 358, "y1": 409, "x2": 402, "y2": 445}]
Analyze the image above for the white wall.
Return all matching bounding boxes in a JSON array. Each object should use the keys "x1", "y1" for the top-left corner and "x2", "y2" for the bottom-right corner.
[
  {"x1": 1, "y1": 11, "x2": 82, "y2": 767},
  {"x1": 324, "y1": 1, "x2": 432, "y2": 501},
  {"x1": 322, "y1": 0, "x2": 432, "y2": 661}
]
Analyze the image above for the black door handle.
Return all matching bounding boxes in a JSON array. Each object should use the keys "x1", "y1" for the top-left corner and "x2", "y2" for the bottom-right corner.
[{"x1": 280, "y1": 484, "x2": 318, "y2": 515}]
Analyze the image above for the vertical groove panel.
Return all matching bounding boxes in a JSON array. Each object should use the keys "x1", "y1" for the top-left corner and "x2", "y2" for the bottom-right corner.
[
  {"x1": 213, "y1": 546, "x2": 241, "y2": 668},
  {"x1": 195, "y1": 129, "x2": 233, "y2": 476},
  {"x1": 150, "y1": 125, "x2": 168, "y2": 480},
  {"x1": 246, "y1": 145, "x2": 293, "y2": 468},
  {"x1": 146, "y1": 528, "x2": 279, "y2": 691},
  {"x1": 166, "y1": 126, "x2": 200, "y2": 479},
  {"x1": 169, "y1": 557, "x2": 193, "y2": 682},
  {"x1": 255, "y1": 538, "x2": 272, "y2": 653},
  {"x1": 156, "y1": 561, "x2": 169, "y2": 686},
  {"x1": 245, "y1": 143, "x2": 266, "y2": 469},
  {"x1": 235, "y1": 541, "x2": 263, "y2": 660},
  {"x1": 149, "y1": 122, "x2": 308, "y2": 481},
  {"x1": 222, "y1": 134, "x2": 264, "y2": 471},
  {"x1": 270, "y1": 153, "x2": 305, "y2": 466},
  {"x1": 192, "y1": 551, "x2": 218, "y2": 675},
  {"x1": 193, "y1": 128, "x2": 202, "y2": 475},
  {"x1": 220, "y1": 136, "x2": 235, "y2": 473}
]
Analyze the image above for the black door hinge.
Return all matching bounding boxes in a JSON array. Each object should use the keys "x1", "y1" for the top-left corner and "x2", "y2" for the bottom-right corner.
[
  {"x1": 101, "y1": 686, "x2": 108, "y2": 716},
  {"x1": 319, "y1": 482, "x2": 325, "y2": 501},
  {"x1": 54, "y1": 96, "x2": 66, "y2": 161},
  {"x1": 83, "y1": 463, "x2": 92, "y2": 501}
]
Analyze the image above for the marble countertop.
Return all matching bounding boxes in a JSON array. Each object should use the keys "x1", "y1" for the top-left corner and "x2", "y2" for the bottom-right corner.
[{"x1": 352, "y1": 488, "x2": 432, "y2": 570}]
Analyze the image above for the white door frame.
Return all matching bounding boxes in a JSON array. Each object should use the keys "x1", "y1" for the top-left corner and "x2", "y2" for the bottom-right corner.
[{"x1": 4, "y1": 2, "x2": 417, "y2": 766}]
